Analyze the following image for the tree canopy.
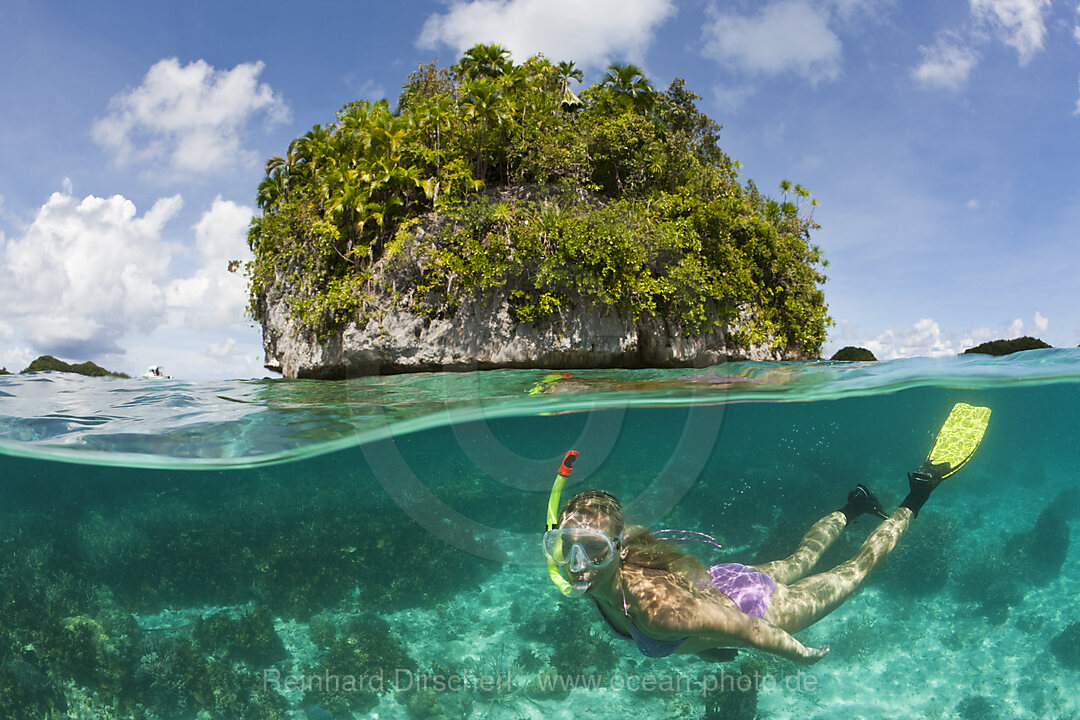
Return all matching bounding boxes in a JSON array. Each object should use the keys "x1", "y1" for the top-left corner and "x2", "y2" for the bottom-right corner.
[
  {"x1": 19, "y1": 355, "x2": 129, "y2": 377},
  {"x1": 962, "y1": 337, "x2": 1052, "y2": 356},
  {"x1": 247, "y1": 44, "x2": 831, "y2": 355}
]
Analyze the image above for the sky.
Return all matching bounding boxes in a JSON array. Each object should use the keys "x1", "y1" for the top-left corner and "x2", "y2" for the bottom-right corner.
[{"x1": 1, "y1": 0, "x2": 1078, "y2": 379}]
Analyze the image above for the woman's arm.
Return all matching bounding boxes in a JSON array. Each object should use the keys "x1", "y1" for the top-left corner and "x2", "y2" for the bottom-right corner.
[{"x1": 654, "y1": 597, "x2": 829, "y2": 665}]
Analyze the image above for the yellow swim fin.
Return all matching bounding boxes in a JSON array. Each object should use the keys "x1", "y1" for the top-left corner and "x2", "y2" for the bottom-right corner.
[{"x1": 919, "y1": 402, "x2": 992, "y2": 480}]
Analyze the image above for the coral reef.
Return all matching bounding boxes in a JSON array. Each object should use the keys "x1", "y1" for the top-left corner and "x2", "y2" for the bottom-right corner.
[
  {"x1": 0, "y1": 656, "x2": 68, "y2": 720},
  {"x1": 301, "y1": 613, "x2": 416, "y2": 716},
  {"x1": 1002, "y1": 506, "x2": 1070, "y2": 587},
  {"x1": 955, "y1": 554, "x2": 1026, "y2": 626},
  {"x1": 193, "y1": 606, "x2": 286, "y2": 666},
  {"x1": 955, "y1": 694, "x2": 998, "y2": 719},
  {"x1": 518, "y1": 600, "x2": 617, "y2": 676},
  {"x1": 956, "y1": 500, "x2": 1069, "y2": 624},
  {"x1": 703, "y1": 658, "x2": 766, "y2": 720},
  {"x1": 1050, "y1": 622, "x2": 1080, "y2": 669},
  {"x1": 548, "y1": 628, "x2": 617, "y2": 677},
  {"x1": 874, "y1": 517, "x2": 957, "y2": 596}
]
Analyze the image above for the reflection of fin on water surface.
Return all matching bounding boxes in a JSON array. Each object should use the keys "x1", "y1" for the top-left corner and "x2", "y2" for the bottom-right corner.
[{"x1": 681, "y1": 373, "x2": 764, "y2": 385}]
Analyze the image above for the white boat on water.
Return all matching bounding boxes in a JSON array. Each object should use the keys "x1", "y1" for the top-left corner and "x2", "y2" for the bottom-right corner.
[{"x1": 142, "y1": 365, "x2": 173, "y2": 379}]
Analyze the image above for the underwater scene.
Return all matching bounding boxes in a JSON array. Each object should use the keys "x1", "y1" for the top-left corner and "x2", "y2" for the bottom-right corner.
[{"x1": 1, "y1": 350, "x2": 1079, "y2": 720}]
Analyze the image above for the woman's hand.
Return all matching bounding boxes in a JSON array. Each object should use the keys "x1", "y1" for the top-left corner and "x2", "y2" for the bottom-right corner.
[{"x1": 798, "y1": 644, "x2": 830, "y2": 665}]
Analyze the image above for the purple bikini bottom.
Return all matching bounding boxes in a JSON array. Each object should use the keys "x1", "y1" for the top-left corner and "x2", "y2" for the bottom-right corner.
[{"x1": 708, "y1": 562, "x2": 776, "y2": 619}]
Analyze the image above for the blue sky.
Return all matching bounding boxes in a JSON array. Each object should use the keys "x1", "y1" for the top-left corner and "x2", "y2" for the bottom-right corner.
[{"x1": 1, "y1": 0, "x2": 1078, "y2": 379}]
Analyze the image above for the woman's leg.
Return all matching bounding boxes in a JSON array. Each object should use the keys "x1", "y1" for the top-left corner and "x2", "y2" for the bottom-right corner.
[
  {"x1": 764, "y1": 507, "x2": 914, "y2": 633},
  {"x1": 748, "y1": 511, "x2": 848, "y2": 584}
]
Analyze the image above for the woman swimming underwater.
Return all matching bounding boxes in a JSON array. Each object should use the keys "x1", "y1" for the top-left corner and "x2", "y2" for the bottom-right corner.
[{"x1": 542, "y1": 403, "x2": 991, "y2": 665}]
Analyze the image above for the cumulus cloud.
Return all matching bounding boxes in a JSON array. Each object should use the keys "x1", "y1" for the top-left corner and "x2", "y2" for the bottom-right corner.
[
  {"x1": 860, "y1": 318, "x2": 958, "y2": 360},
  {"x1": 417, "y1": 0, "x2": 677, "y2": 70},
  {"x1": 970, "y1": 0, "x2": 1051, "y2": 64},
  {"x1": 702, "y1": 0, "x2": 842, "y2": 83},
  {"x1": 849, "y1": 318, "x2": 1046, "y2": 359},
  {"x1": 167, "y1": 198, "x2": 254, "y2": 331},
  {"x1": 92, "y1": 58, "x2": 289, "y2": 176},
  {"x1": 208, "y1": 337, "x2": 237, "y2": 360},
  {"x1": 2, "y1": 346, "x2": 34, "y2": 373},
  {"x1": 0, "y1": 189, "x2": 181, "y2": 357},
  {"x1": 913, "y1": 40, "x2": 979, "y2": 90}
]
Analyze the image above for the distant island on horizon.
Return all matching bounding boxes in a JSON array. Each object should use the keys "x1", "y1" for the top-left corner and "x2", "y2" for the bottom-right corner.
[{"x1": 2, "y1": 355, "x2": 130, "y2": 378}]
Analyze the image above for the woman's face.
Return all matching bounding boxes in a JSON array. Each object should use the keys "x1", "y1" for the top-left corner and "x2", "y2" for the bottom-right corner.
[{"x1": 559, "y1": 513, "x2": 621, "y2": 593}]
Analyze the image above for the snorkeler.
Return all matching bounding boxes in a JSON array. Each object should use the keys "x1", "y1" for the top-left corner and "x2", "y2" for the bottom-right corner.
[{"x1": 542, "y1": 403, "x2": 991, "y2": 665}]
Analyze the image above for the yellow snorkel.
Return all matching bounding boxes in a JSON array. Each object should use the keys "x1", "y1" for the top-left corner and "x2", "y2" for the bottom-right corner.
[{"x1": 545, "y1": 450, "x2": 579, "y2": 596}]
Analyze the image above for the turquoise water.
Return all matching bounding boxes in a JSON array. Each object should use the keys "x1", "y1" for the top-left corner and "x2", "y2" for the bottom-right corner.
[{"x1": 1, "y1": 351, "x2": 1079, "y2": 719}]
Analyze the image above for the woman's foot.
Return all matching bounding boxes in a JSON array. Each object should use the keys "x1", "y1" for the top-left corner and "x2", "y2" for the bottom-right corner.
[
  {"x1": 839, "y1": 483, "x2": 889, "y2": 524},
  {"x1": 900, "y1": 464, "x2": 943, "y2": 518}
]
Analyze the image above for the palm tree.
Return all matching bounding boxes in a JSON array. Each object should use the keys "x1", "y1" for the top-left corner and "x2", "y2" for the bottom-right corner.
[
  {"x1": 410, "y1": 96, "x2": 453, "y2": 203},
  {"x1": 459, "y1": 43, "x2": 513, "y2": 81},
  {"x1": 556, "y1": 61, "x2": 584, "y2": 112},
  {"x1": 601, "y1": 63, "x2": 656, "y2": 112},
  {"x1": 460, "y1": 78, "x2": 509, "y2": 180},
  {"x1": 256, "y1": 168, "x2": 288, "y2": 212}
]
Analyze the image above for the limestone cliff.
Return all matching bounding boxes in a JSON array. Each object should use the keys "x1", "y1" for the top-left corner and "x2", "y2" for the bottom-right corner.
[{"x1": 260, "y1": 289, "x2": 808, "y2": 379}]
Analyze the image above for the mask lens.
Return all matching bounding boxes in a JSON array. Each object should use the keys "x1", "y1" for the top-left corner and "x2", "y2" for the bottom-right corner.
[{"x1": 543, "y1": 529, "x2": 616, "y2": 570}]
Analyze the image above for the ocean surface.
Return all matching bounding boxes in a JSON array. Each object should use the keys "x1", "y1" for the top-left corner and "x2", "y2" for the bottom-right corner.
[{"x1": 1, "y1": 350, "x2": 1079, "y2": 720}]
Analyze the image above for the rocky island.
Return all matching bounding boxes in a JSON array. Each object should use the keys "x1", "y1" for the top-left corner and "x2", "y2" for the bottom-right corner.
[{"x1": 247, "y1": 45, "x2": 830, "y2": 378}]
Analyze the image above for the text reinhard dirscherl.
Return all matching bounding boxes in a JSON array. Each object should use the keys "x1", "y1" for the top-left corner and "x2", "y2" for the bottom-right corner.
[{"x1": 261, "y1": 668, "x2": 818, "y2": 697}]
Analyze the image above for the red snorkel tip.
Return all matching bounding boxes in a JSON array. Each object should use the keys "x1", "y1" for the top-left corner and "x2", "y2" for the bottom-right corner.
[{"x1": 558, "y1": 450, "x2": 579, "y2": 477}]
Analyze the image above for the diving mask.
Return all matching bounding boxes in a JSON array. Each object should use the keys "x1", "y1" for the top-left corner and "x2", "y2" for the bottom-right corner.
[{"x1": 542, "y1": 528, "x2": 618, "y2": 572}]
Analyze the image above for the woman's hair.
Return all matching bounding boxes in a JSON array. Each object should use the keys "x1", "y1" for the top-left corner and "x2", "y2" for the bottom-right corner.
[{"x1": 559, "y1": 490, "x2": 710, "y2": 586}]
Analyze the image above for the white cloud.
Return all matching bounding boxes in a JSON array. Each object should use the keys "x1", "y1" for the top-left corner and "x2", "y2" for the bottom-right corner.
[
  {"x1": 848, "y1": 318, "x2": 1047, "y2": 359},
  {"x1": 0, "y1": 319, "x2": 13, "y2": 342},
  {"x1": 2, "y1": 346, "x2": 34, "y2": 373},
  {"x1": 1033, "y1": 311, "x2": 1049, "y2": 332},
  {"x1": 208, "y1": 337, "x2": 237, "y2": 359},
  {"x1": 712, "y1": 82, "x2": 757, "y2": 111},
  {"x1": 417, "y1": 0, "x2": 677, "y2": 71},
  {"x1": 970, "y1": 0, "x2": 1051, "y2": 64},
  {"x1": 913, "y1": 40, "x2": 979, "y2": 90},
  {"x1": 825, "y1": 0, "x2": 891, "y2": 21},
  {"x1": 92, "y1": 58, "x2": 290, "y2": 176},
  {"x1": 966, "y1": 198, "x2": 981, "y2": 209},
  {"x1": 167, "y1": 198, "x2": 254, "y2": 331},
  {"x1": 344, "y1": 75, "x2": 387, "y2": 102},
  {"x1": 0, "y1": 189, "x2": 181, "y2": 357},
  {"x1": 862, "y1": 318, "x2": 958, "y2": 359},
  {"x1": 702, "y1": 0, "x2": 842, "y2": 83}
]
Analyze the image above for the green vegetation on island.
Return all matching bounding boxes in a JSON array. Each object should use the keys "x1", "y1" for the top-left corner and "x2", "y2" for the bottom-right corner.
[
  {"x1": 247, "y1": 44, "x2": 830, "y2": 356},
  {"x1": 831, "y1": 346, "x2": 877, "y2": 361},
  {"x1": 0, "y1": 367, "x2": 10, "y2": 375},
  {"x1": 962, "y1": 337, "x2": 1051, "y2": 356},
  {"x1": 19, "y1": 355, "x2": 129, "y2": 378}
]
